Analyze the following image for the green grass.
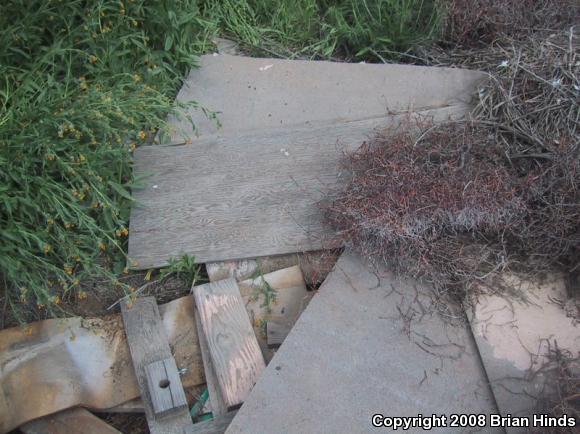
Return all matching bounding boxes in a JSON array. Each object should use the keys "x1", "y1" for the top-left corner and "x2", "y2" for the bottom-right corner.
[
  {"x1": 201, "y1": 0, "x2": 442, "y2": 60},
  {"x1": 0, "y1": 0, "x2": 441, "y2": 318},
  {"x1": 0, "y1": 0, "x2": 213, "y2": 316}
]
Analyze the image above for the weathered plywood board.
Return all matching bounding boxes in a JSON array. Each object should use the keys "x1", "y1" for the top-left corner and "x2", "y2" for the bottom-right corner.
[
  {"x1": 194, "y1": 307, "x2": 228, "y2": 417},
  {"x1": 129, "y1": 108, "x2": 470, "y2": 269},
  {"x1": 226, "y1": 251, "x2": 500, "y2": 434},
  {"x1": 467, "y1": 274, "x2": 580, "y2": 433},
  {"x1": 161, "y1": 54, "x2": 485, "y2": 143},
  {"x1": 193, "y1": 279, "x2": 266, "y2": 408},
  {"x1": 121, "y1": 297, "x2": 193, "y2": 434},
  {"x1": 21, "y1": 408, "x2": 121, "y2": 434}
]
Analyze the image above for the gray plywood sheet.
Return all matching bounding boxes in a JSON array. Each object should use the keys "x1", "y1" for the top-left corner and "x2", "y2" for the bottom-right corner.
[
  {"x1": 130, "y1": 107, "x2": 468, "y2": 269},
  {"x1": 226, "y1": 251, "x2": 500, "y2": 434},
  {"x1": 466, "y1": 275, "x2": 580, "y2": 433},
  {"x1": 162, "y1": 54, "x2": 485, "y2": 143}
]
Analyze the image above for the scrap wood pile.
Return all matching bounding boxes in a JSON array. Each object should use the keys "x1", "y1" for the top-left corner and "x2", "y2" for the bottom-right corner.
[{"x1": 324, "y1": 28, "x2": 580, "y2": 299}]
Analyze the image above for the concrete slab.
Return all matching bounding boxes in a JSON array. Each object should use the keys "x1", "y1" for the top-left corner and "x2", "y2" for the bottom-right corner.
[
  {"x1": 467, "y1": 274, "x2": 580, "y2": 433},
  {"x1": 226, "y1": 251, "x2": 500, "y2": 434},
  {"x1": 161, "y1": 54, "x2": 485, "y2": 143}
]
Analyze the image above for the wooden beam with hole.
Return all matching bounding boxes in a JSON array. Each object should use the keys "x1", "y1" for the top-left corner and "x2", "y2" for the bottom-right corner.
[
  {"x1": 121, "y1": 297, "x2": 194, "y2": 434},
  {"x1": 192, "y1": 279, "x2": 265, "y2": 408}
]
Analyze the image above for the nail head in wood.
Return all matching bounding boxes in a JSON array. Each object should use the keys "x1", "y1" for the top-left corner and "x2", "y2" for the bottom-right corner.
[{"x1": 145, "y1": 358, "x2": 188, "y2": 418}]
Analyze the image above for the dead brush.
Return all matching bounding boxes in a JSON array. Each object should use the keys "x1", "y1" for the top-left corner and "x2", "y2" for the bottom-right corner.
[
  {"x1": 442, "y1": 0, "x2": 580, "y2": 47},
  {"x1": 323, "y1": 28, "x2": 580, "y2": 295},
  {"x1": 532, "y1": 344, "x2": 580, "y2": 433},
  {"x1": 323, "y1": 121, "x2": 528, "y2": 292}
]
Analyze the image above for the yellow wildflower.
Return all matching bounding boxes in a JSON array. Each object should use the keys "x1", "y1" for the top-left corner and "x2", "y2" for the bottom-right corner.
[
  {"x1": 99, "y1": 242, "x2": 107, "y2": 251},
  {"x1": 138, "y1": 130, "x2": 146, "y2": 140},
  {"x1": 43, "y1": 244, "x2": 52, "y2": 254},
  {"x1": 64, "y1": 266, "x2": 73, "y2": 275},
  {"x1": 46, "y1": 153, "x2": 55, "y2": 161},
  {"x1": 133, "y1": 73, "x2": 141, "y2": 82},
  {"x1": 78, "y1": 291, "x2": 88, "y2": 300},
  {"x1": 47, "y1": 219, "x2": 54, "y2": 225},
  {"x1": 130, "y1": 142, "x2": 136, "y2": 152}
]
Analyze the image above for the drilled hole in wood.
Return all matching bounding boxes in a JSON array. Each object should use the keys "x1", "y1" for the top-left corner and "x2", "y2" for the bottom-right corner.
[{"x1": 159, "y1": 379, "x2": 170, "y2": 389}]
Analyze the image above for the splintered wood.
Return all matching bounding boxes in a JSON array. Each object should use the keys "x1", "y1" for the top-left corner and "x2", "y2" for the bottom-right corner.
[{"x1": 192, "y1": 279, "x2": 265, "y2": 408}]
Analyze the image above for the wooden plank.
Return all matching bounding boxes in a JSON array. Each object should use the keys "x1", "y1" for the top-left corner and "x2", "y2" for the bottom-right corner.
[
  {"x1": 226, "y1": 252, "x2": 500, "y2": 434},
  {"x1": 184, "y1": 411, "x2": 237, "y2": 434},
  {"x1": 192, "y1": 279, "x2": 265, "y2": 408},
  {"x1": 21, "y1": 408, "x2": 121, "y2": 434},
  {"x1": 162, "y1": 54, "x2": 486, "y2": 144},
  {"x1": 121, "y1": 297, "x2": 194, "y2": 434},
  {"x1": 145, "y1": 358, "x2": 188, "y2": 417},
  {"x1": 194, "y1": 307, "x2": 228, "y2": 416},
  {"x1": 128, "y1": 105, "x2": 472, "y2": 270}
]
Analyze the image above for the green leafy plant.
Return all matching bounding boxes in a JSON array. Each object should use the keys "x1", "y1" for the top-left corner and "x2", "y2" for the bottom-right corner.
[
  {"x1": 0, "y1": 0, "x2": 212, "y2": 315},
  {"x1": 160, "y1": 254, "x2": 201, "y2": 288},
  {"x1": 200, "y1": 0, "x2": 442, "y2": 60}
]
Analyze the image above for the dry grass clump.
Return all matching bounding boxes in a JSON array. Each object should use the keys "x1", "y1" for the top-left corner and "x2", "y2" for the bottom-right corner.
[
  {"x1": 324, "y1": 121, "x2": 526, "y2": 289},
  {"x1": 474, "y1": 29, "x2": 580, "y2": 268},
  {"x1": 323, "y1": 28, "x2": 580, "y2": 293},
  {"x1": 443, "y1": 0, "x2": 580, "y2": 46},
  {"x1": 532, "y1": 345, "x2": 580, "y2": 434}
]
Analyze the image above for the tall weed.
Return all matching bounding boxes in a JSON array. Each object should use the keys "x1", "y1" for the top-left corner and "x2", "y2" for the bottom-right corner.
[{"x1": 0, "y1": 0, "x2": 212, "y2": 316}]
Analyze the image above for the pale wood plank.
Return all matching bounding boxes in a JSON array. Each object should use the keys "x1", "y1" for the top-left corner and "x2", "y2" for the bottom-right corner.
[
  {"x1": 21, "y1": 408, "x2": 121, "y2": 434},
  {"x1": 184, "y1": 411, "x2": 237, "y2": 434},
  {"x1": 128, "y1": 106, "x2": 470, "y2": 269},
  {"x1": 194, "y1": 307, "x2": 228, "y2": 416},
  {"x1": 121, "y1": 297, "x2": 194, "y2": 434},
  {"x1": 192, "y1": 279, "x2": 266, "y2": 408}
]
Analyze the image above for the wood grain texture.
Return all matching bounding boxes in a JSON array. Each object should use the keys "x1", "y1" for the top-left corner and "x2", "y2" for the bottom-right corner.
[
  {"x1": 129, "y1": 107, "x2": 470, "y2": 269},
  {"x1": 145, "y1": 358, "x2": 188, "y2": 417},
  {"x1": 194, "y1": 307, "x2": 228, "y2": 417},
  {"x1": 21, "y1": 408, "x2": 121, "y2": 434},
  {"x1": 162, "y1": 54, "x2": 486, "y2": 143},
  {"x1": 192, "y1": 279, "x2": 266, "y2": 408},
  {"x1": 121, "y1": 297, "x2": 194, "y2": 434},
  {"x1": 184, "y1": 411, "x2": 237, "y2": 434}
]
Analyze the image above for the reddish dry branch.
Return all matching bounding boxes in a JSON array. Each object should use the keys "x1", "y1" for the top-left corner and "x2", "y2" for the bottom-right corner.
[
  {"x1": 444, "y1": 0, "x2": 580, "y2": 46},
  {"x1": 324, "y1": 122, "x2": 523, "y2": 285}
]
